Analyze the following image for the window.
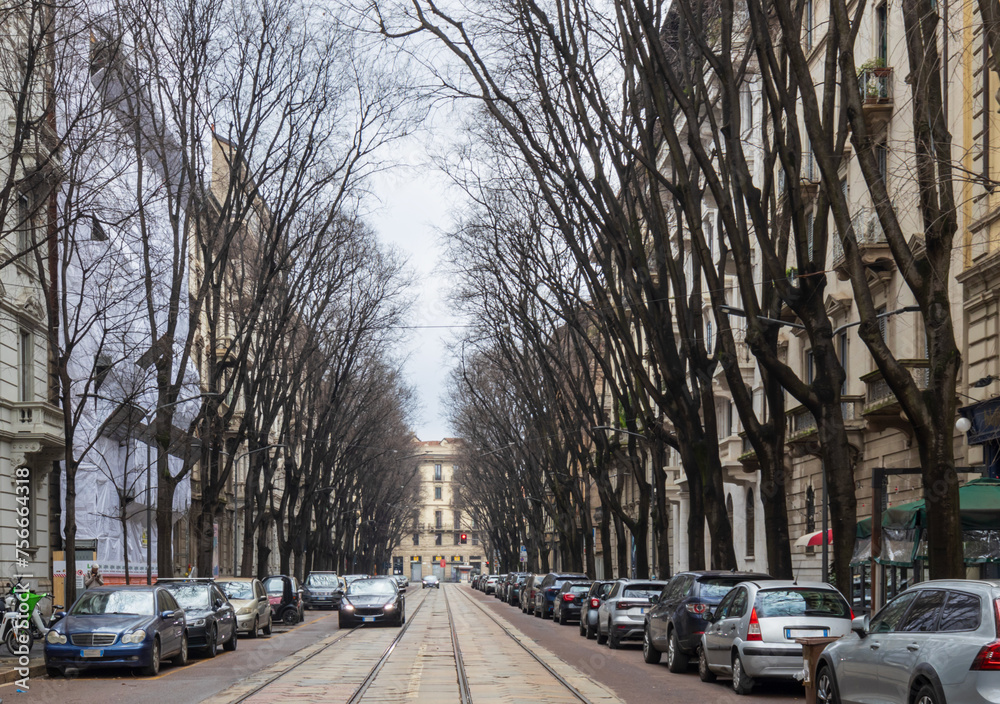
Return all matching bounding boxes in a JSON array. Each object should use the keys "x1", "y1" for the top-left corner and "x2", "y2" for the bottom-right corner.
[
  {"x1": 870, "y1": 590, "x2": 918, "y2": 633},
  {"x1": 730, "y1": 588, "x2": 749, "y2": 618},
  {"x1": 877, "y1": 305, "x2": 888, "y2": 340},
  {"x1": 806, "y1": 348, "x2": 816, "y2": 384},
  {"x1": 412, "y1": 532, "x2": 419, "y2": 546},
  {"x1": 453, "y1": 510, "x2": 461, "y2": 530},
  {"x1": 434, "y1": 464, "x2": 442, "y2": 481},
  {"x1": 19, "y1": 330, "x2": 33, "y2": 403},
  {"x1": 706, "y1": 320, "x2": 713, "y2": 349},
  {"x1": 453, "y1": 532, "x2": 460, "y2": 545},
  {"x1": 434, "y1": 486, "x2": 442, "y2": 500},
  {"x1": 838, "y1": 332, "x2": 849, "y2": 394},
  {"x1": 435, "y1": 511, "x2": 442, "y2": 529},
  {"x1": 876, "y1": 3, "x2": 888, "y2": 63},
  {"x1": 806, "y1": 211, "x2": 815, "y2": 260},
  {"x1": 805, "y1": 0, "x2": 814, "y2": 49},
  {"x1": 746, "y1": 489, "x2": 756, "y2": 557},
  {"x1": 984, "y1": 38, "x2": 992, "y2": 184},
  {"x1": 16, "y1": 193, "x2": 33, "y2": 254},
  {"x1": 898, "y1": 589, "x2": 945, "y2": 632},
  {"x1": 876, "y1": 141, "x2": 888, "y2": 184},
  {"x1": 726, "y1": 495, "x2": 734, "y2": 530},
  {"x1": 806, "y1": 486, "x2": 816, "y2": 533},
  {"x1": 435, "y1": 533, "x2": 442, "y2": 546},
  {"x1": 714, "y1": 589, "x2": 738, "y2": 620},
  {"x1": 939, "y1": 591, "x2": 981, "y2": 631}
]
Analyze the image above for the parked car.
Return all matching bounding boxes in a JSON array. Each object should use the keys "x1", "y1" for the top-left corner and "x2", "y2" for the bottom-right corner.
[
  {"x1": 815, "y1": 578, "x2": 1000, "y2": 704},
  {"x1": 158, "y1": 579, "x2": 237, "y2": 657},
  {"x1": 497, "y1": 574, "x2": 514, "y2": 601},
  {"x1": 596, "y1": 579, "x2": 669, "y2": 648},
  {"x1": 508, "y1": 574, "x2": 530, "y2": 605},
  {"x1": 552, "y1": 581, "x2": 592, "y2": 625},
  {"x1": 533, "y1": 572, "x2": 590, "y2": 619},
  {"x1": 339, "y1": 577, "x2": 405, "y2": 627},
  {"x1": 393, "y1": 575, "x2": 409, "y2": 592},
  {"x1": 471, "y1": 574, "x2": 483, "y2": 590},
  {"x1": 484, "y1": 575, "x2": 501, "y2": 595},
  {"x1": 521, "y1": 575, "x2": 542, "y2": 613},
  {"x1": 643, "y1": 570, "x2": 774, "y2": 672},
  {"x1": 216, "y1": 577, "x2": 273, "y2": 637},
  {"x1": 579, "y1": 581, "x2": 615, "y2": 639},
  {"x1": 44, "y1": 585, "x2": 188, "y2": 677},
  {"x1": 422, "y1": 575, "x2": 440, "y2": 589},
  {"x1": 263, "y1": 575, "x2": 305, "y2": 625},
  {"x1": 699, "y1": 580, "x2": 853, "y2": 695},
  {"x1": 303, "y1": 572, "x2": 345, "y2": 610}
]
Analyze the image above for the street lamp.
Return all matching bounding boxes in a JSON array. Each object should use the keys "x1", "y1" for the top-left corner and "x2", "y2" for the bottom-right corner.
[{"x1": 231, "y1": 444, "x2": 285, "y2": 576}]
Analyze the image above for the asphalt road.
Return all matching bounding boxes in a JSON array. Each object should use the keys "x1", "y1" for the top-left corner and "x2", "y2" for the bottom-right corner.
[
  {"x1": 466, "y1": 587, "x2": 806, "y2": 704},
  {"x1": 0, "y1": 609, "x2": 343, "y2": 703}
]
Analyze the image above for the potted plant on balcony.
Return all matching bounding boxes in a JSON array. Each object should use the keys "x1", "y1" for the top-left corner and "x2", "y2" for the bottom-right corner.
[{"x1": 858, "y1": 58, "x2": 889, "y2": 103}]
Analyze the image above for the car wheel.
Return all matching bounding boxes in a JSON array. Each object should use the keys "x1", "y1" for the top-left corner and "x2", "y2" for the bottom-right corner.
[
  {"x1": 262, "y1": 616, "x2": 272, "y2": 636},
  {"x1": 223, "y1": 626, "x2": 238, "y2": 652},
  {"x1": 596, "y1": 619, "x2": 608, "y2": 644},
  {"x1": 816, "y1": 665, "x2": 840, "y2": 704},
  {"x1": 666, "y1": 630, "x2": 689, "y2": 673},
  {"x1": 608, "y1": 624, "x2": 620, "y2": 649},
  {"x1": 559, "y1": 609, "x2": 568, "y2": 625},
  {"x1": 732, "y1": 653, "x2": 754, "y2": 695},
  {"x1": 142, "y1": 637, "x2": 161, "y2": 676},
  {"x1": 913, "y1": 683, "x2": 940, "y2": 704},
  {"x1": 282, "y1": 608, "x2": 298, "y2": 626},
  {"x1": 204, "y1": 626, "x2": 218, "y2": 658},
  {"x1": 249, "y1": 617, "x2": 259, "y2": 639},
  {"x1": 698, "y1": 647, "x2": 716, "y2": 683},
  {"x1": 586, "y1": 619, "x2": 597, "y2": 640},
  {"x1": 172, "y1": 633, "x2": 189, "y2": 666},
  {"x1": 579, "y1": 619, "x2": 587, "y2": 637},
  {"x1": 46, "y1": 666, "x2": 63, "y2": 678},
  {"x1": 642, "y1": 628, "x2": 661, "y2": 664},
  {"x1": 339, "y1": 614, "x2": 351, "y2": 629}
]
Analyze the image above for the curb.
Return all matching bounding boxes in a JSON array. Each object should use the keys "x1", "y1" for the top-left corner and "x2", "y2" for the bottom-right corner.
[{"x1": 0, "y1": 662, "x2": 46, "y2": 685}]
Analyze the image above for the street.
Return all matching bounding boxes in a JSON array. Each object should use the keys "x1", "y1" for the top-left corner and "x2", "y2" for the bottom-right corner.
[{"x1": 5, "y1": 585, "x2": 805, "y2": 703}]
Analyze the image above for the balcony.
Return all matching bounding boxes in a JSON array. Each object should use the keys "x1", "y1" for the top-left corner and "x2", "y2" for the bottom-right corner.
[
  {"x1": 5, "y1": 401, "x2": 64, "y2": 467},
  {"x1": 800, "y1": 152, "x2": 821, "y2": 198},
  {"x1": 787, "y1": 404, "x2": 818, "y2": 445},
  {"x1": 738, "y1": 432, "x2": 758, "y2": 469},
  {"x1": 862, "y1": 360, "x2": 930, "y2": 417},
  {"x1": 832, "y1": 209, "x2": 896, "y2": 281},
  {"x1": 859, "y1": 66, "x2": 894, "y2": 125}
]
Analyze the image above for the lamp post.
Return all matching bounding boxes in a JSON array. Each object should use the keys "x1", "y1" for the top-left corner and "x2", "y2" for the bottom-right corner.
[{"x1": 231, "y1": 444, "x2": 285, "y2": 576}]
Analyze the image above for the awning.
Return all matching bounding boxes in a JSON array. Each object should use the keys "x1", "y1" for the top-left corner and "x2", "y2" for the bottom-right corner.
[
  {"x1": 881, "y1": 478, "x2": 1000, "y2": 532},
  {"x1": 794, "y1": 529, "x2": 833, "y2": 548}
]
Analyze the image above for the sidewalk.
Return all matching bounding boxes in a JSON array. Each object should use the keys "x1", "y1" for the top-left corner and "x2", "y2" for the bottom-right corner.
[{"x1": 0, "y1": 650, "x2": 47, "y2": 687}]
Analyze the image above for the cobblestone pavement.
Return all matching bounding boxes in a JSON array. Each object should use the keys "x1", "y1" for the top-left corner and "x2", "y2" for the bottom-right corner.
[{"x1": 206, "y1": 584, "x2": 623, "y2": 704}]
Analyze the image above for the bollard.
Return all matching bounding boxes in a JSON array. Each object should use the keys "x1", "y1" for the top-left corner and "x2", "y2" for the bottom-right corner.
[{"x1": 795, "y1": 635, "x2": 842, "y2": 704}]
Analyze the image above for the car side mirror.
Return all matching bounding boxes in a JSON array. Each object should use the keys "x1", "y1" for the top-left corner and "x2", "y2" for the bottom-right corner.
[
  {"x1": 160, "y1": 610, "x2": 176, "y2": 620},
  {"x1": 214, "y1": 598, "x2": 225, "y2": 609},
  {"x1": 649, "y1": 594, "x2": 659, "y2": 604},
  {"x1": 703, "y1": 610, "x2": 715, "y2": 623},
  {"x1": 851, "y1": 614, "x2": 870, "y2": 637}
]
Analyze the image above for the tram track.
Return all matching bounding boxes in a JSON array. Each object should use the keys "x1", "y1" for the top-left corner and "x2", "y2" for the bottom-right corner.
[
  {"x1": 442, "y1": 585, "x2": 473, "y2": 704},
  {"x1": 452, "y1": 584, "x2": 597, "y2": 704},
  {"x1": 228, "y1": 587, "x2": 429, "y2": 704}
]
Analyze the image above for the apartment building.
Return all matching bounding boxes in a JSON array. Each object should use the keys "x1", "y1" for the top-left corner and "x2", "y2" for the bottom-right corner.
[{"x1": 391, "y1": 438, "x2": 480, "y2": 582}]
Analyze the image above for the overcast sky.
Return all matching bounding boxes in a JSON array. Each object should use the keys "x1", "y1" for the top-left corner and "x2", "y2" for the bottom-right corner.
[{"x1": 368, "y1": 156, "x2": 463, "y2": 442}]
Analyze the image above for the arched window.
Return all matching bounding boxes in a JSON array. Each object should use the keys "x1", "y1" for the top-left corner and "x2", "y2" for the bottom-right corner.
[
  {"x1": 746, "y1": 489, "x2": 755, "y2": 558},
  {"x1": 806, "y1": 486, "x2": 816, "y2": 533},
  {"x1": 726, "y1": 494, "x2": 734, "y2": 530}
]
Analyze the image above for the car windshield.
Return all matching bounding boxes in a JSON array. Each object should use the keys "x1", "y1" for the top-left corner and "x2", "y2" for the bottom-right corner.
[
  {"x1": 347, "y1": 579, "x2": 396, "y2": 596},
  {"x1": 622, "y1": 584, "x2": 662, "y2": 599},
  {"x1": 306, "y1": 574, "x2": 340, "y2": 587},
  {"x1": 165, "y1": 585, "x2": 211, "y2": 609},
  {"x1": 71, "y1": 590, "x2": 155, "y2": 616},
  {"x1": 263, "y1": 578, "x2": 286, "y2": 595},
  {"x1": 755, "y1": 589, "x2": 851, "y2": 618},
  {"x1": 218, "y1": 582, "x2": 253, "y2": 600},
  {"x1": 698, "y1": 578, "x2": 747, "y2": 599}
]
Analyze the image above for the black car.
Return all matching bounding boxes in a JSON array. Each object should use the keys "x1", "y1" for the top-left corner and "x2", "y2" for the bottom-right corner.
[
  {"x1": 507, "y1": 574, "x2": 529, "y2": 605},
  {"x1": 339, "y1": 577, "x2": 405, "y2": 627},
  {"x1": 643, "y1": 570, "x2": 774, "y2": 671},
  {"x1": 533, "y1": 572, "x2": 589, "y2": 618},
  {"x1": 422, "y1": 575, "x2": 440, "y2": 589},
  {"x1": 302, "y1": 572, "x2": 344, "y2": 610},
  {"x1": 263, "y1": 575, "x2": 305, "y2": 625},
  {"x1": 552, "y1": 581, "x2": 591, "y2": 625},
  {"x1": 159, "y1": 579, "x2": 237, "y2": 657},
  {"x1": 579, "y1": 580, "x2": 615, "y2": 639}
]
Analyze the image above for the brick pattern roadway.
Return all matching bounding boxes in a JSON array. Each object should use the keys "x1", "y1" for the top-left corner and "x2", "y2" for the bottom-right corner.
[{"x1": 206, "y1": 585, "x2": 623, "y2": 704}]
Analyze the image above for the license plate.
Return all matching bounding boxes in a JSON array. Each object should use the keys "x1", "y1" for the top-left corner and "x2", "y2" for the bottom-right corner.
[
  {"x1": 785, "y1": 628, "x2": 828, "y2": 638},
  {"x1": 640, "y1": 608, "x2": 646, "y2": 614},
  {"x1": 363, "y1": 617, "x2": 376, "y2": 623},
  {"x1": 81, "y1": 649, "x2": 103, "y2": 658}
]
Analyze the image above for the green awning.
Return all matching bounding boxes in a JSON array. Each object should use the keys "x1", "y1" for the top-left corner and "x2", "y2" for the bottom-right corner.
[{"x1": 881, "y1": 477, "x2": 1000, "y2": 531}]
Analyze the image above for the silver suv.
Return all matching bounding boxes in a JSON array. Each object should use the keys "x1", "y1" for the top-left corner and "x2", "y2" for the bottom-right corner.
[
  {"x1": 816, "y1": 579, "x2": 1000, "y2": 704},
  {"x1": 596, "y1": 579, "x2": 669, "y2": 649}
]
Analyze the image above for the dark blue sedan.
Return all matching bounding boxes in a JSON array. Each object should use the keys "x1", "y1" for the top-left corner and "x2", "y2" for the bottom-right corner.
[{"x1": 44, "y1": 585, "x2": 188, "y2": 677}]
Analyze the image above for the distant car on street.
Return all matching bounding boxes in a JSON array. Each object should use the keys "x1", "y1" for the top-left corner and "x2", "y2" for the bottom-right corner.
[
  {"x1": 216, "y1": 577, "x2": 273, "y2": 637},
  {"x1": 596, "y1": 579, "x2": 669, "y2": 648},
  {"x1": 579, "y1": 580, "x2": 615, "y2": 639},
  {"x1": 394, "y1": 574, "x2": 409, "y2": 591},
  {"x1": 816, "y1": 578, "x2": 1000, "y2": 704},
  {"x1": 552, "y1": 581, "x2": 592, "y2": 625},
  {"x1": 158, "y1": 579, "x2": 238, "y2": 657},
  {"x1": 263, "y1": 575, "x2": 305, "y2": 625},
  {"x1": 422, "y1": 575, "x2": 440, "y2": 589},
  {"x1": 339, "y1": 577, "x2": 405, "y2": 627},
  {"x1": 302, "y1": 572, "x2": 345, "y2": 610},
  {"x1": 533, "y1": 572, "x2": 590, "y2": 619}
]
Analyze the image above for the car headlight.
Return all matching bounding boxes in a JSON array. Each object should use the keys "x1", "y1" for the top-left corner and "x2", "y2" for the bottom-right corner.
[
  {"x1": 46, "y1": 630, "x2": 67, "y2": 645},
  {"x1": 237, "y1": 606, "x2": 253, "y2": 615},
  {"x1": 383, "y1": 603, "x2": 395, "y2": 611},
  {"x1": 122, "y1": 630, "x2": 146, "y2": 644},
  {"x1": 188, "y1": 618, "x2": 206, "y2": 627},
  {"x1": 342, "y1": 603, "x2": 354, "y2": 611}
]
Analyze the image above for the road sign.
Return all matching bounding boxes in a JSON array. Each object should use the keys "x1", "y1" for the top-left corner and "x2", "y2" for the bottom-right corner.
[{"x1": 520, "y1": 553, "x2": 527, "y2": 563}]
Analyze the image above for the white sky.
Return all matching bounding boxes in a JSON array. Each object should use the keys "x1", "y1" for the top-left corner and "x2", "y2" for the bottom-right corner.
[{"x1": 368, "y1": 157, "x2": 462, "y2": 442}]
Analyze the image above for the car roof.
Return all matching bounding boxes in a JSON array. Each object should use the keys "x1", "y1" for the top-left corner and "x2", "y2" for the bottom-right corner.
[
  {"x1": 746, "y1": 580, "x2": 841, "y2": 590},
  {"x1": 676, "y1": 571, "x2": 774, "y2": 580},
  {"x1": 216, "y1": 577, "x2": 258, "y2": 583}
]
